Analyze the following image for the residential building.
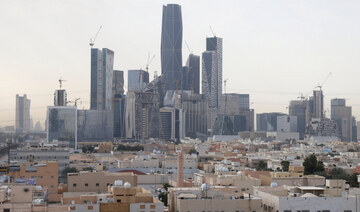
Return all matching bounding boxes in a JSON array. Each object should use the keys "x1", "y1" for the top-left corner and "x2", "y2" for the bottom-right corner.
[
  {"x1": 168, "y1": 187, "x2": 261, "y2": 212},
  {"x1": 7, "y1": 161, "x2": 60, "y2": 201},
  {"x1": 67, "y1": 171, "x2": 137, "y2": 193}
]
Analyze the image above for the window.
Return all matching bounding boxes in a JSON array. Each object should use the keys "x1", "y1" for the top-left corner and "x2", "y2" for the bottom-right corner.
[
  {"x1": 284, "y1": 211, "x2": 292, "y2": 212},
  {"x1": 51, "y1": 185, "x2": 54, "y2": 188},
  {"x1": 96, "y1": 183, "x2": 99, "y2": 187},
  {"x1": 344, "y1": 211, "x2": 352, "y2": 212},
  {"x1": 117, "y1": 200, "x2": 121, "y2": 203},
  {"x1": 150, "y1": 205, "x2": 156, "y2": 209},
  {"x1": 73, "y1": 184, "x2": 76, "y2": 187},
  {"x1": 322, "y1": 211, "x2": 330, "y2": 212},
  {"x1": 140, "y1": 205, "x2": 146, "y2": 209},
  {"x1": 51, "y1": 176, "x2": 54, "y2": 179},
  {"x1": 85, "y1": 183, "x2": 88, "y2": 187}
]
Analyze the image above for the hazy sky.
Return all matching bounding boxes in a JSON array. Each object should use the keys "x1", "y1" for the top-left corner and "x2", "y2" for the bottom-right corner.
[{"x1": 1, "y1": 0, "x2": 360, "y2": 127}]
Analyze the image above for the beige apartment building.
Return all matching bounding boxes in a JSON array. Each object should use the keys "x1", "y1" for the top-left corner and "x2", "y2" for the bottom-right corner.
[
  {"x1": 7, "y1": 161, "x2": 60, "y2": 202},
  {"x1": 62, "y1": 182, "x2": 163, "y2": 212},
  {"x1": 168, "y1": 187, "x2": 262, "y2": 212},
  {"x1": 67, "y1": 171, "x2": 137, "y2": 193}
]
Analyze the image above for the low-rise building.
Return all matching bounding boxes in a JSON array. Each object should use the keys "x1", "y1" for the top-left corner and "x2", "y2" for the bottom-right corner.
[{"x1": 67, "y1": 171, "x2": 137, "y2": 193}]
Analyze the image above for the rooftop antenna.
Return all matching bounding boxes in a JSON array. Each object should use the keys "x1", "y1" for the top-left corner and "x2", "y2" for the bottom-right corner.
[
  {"x1": 59, "y1": 78, "x2": 66, "y2": 89},
  {"x1": 89, "y1": 26, "x2": 102, "y2": 47}
]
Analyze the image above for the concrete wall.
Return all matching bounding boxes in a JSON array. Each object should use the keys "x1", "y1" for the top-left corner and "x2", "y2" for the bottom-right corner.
[
  {"x1": 175, "y1": 198, "x2": 262, "y2": 212},
  {"x1": 279, "y1": 196, "x2": 358, "y2": 212},
  {"x1": 130, "y1": 203, "x2": 164, "y2": 212}
]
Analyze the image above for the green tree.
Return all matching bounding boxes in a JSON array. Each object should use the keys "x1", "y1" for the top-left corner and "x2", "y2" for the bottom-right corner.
[
  {"x1": 82, "y1": 145, "x2": 95, "y2": 153},
  {"x1": 303, "y1": 154, "x2": 324, "y2": 175},
  {"x1": 188, "y1": 149, "x2": 197, "y2": 154},
  {"x1": 329, "y1": 168, "x2": 349, "y2": 180},
  {"x1": 62, "y1": 167, "x2": 79, "y2": 177},
  {"x1": 256, "y1": 160, "x2": 267, "y2": 171},
  {"x1": 82, "y1": 167, "x2": 93, "y2": 172},
  {"x1": 117, "y1": 144, "x2": 144, "y2": 151},
  {"x1": 281, "y1": 161, "x2": 290, "y2": 172}
]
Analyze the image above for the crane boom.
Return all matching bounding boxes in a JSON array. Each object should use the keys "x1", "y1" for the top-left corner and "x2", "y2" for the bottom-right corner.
[{"x1": 89, "y1": 26, "x2": 102, "y2": 47}]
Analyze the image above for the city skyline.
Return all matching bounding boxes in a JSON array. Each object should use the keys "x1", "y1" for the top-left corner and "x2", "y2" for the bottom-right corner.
[{"x1": 1, "y1": 0, "x2": 360, "y2": 127}]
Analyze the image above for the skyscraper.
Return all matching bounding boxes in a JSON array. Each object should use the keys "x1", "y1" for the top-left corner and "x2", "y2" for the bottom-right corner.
[
  {"x1": 331, "y1": 98, "x2": 352, "y2": 141},
  {"x1": 47, "y1": 106, "x2": 77, "y2": 148},
  {"x1": 182, "y1": 54, "x2": 200, "y2": 94},
  {"x1": 113, "y1": 70, "x2": 125, "y2": 138},
  {"x1": 312, "y1": 90, "x2": 324, "y2": 119},
  {"x1": 202, "y1": 36, "x2": 223, "y2": 109},
  {"x1": 289, "y1": 100, "x2": 308, "y2": 139},
  {"x1": 15, "y1": 94, "x2": 31, "y2": 133},
  {"x1": 161, "y1": 4, "x2": 183, "y2": 91},
  {"x1": 127, "y1": 70, "x2": 149, "y2": 92},
  {"x1": 54, "y1": 89, "x2": 67, "y2": 106},
  {"x1": 90, "y1": 48, "x2": 114, "y2": 111}
]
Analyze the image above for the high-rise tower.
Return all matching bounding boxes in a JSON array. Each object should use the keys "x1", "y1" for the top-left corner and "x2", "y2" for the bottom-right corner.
[
  {"x1": 90, "y1": 48, "x2": 114, "y2": 111},
  {"x1": 182, "y1": 54, "x2": 200, "y2": 94},
  {"x1": 161, "y1": 4, "x2": 183, "y2": 91},
  {"x1": 15, "y1": 94, "x2": 31, "y2": 133},
  {"x1": 202, "y1": 37, "x2": 223, "y2": 109}
]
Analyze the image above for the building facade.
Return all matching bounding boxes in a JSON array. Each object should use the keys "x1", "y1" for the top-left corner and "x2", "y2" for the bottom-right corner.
[
  {"x1": 161, "y1": 4, "x2": 183, "y2": 91},
  {"x1": 202, "y1": 36, "x2": 223, "y2": 110},
  {"x1": 127, "y1": 70, "x2": 149, "y2": 92},
  {"x1": 256, "y1": 112, "x2": 286, "y2": 132},
  {"x1": 182, "y1": 54, "x2": 200, "y2": 94},
  {"x1": 90, "y1": 48, "x2": 114, "y2": 111},
  {"x1": 15, "y1": 94, "x2": 31, "y2": 133},
  {"x1": 47, "y1": 106, "x2": 77, "y2": 148}
]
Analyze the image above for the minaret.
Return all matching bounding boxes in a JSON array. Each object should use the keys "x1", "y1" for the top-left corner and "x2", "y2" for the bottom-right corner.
[{"x1": 177, "y1": 148, "x2": 184, "y2": 187}]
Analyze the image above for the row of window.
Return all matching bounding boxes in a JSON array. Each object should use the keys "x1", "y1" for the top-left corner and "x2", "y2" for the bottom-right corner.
[{"x1": 73, "y1": 183, "x2": 100, "y2": 187}]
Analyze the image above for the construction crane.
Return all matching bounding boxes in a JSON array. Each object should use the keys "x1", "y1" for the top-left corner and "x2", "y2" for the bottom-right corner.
[
  {"x1": 89, "y1": 26, "x2": 102, "y2": 47},
  {"x1": 315, "y1": 72, "x2": 332, "y2": 90},
  {"x1": 67, "y1": 98, "x2": 81, "y2": 107},
  {"x1": 297, "y1": 93, "x2": 305, "y2": 101},
  {"x1": 146, "y1": 53, "x2": 155, "y2": 72},
  {"x1": 185, "y1": 41, "x2": 193, "y2": 54},
  {"x1": 59, "y1": 78, "x2": 66, "y2": 89},
  {"x1": 209, "y1": 25, "x2": 216, "y2": 37}
]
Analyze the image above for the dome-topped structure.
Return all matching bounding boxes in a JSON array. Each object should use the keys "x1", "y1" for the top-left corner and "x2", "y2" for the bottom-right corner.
[
  {"x1": 124, "y1": 182, "x2": 131, "y2": 188},
  {"x1": 201, "y1": 183, "x2": 210, "y2": 191}
]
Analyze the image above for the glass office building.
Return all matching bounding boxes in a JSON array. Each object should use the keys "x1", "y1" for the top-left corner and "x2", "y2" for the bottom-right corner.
[{"x1": 47, "y1": 106, "x2": 77, "y2": 148}]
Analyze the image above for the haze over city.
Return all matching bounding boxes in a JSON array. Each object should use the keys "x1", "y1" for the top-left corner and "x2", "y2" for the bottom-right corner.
[{"x1": 1, "y1": 0, "x2": 360, "y2": 127}]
